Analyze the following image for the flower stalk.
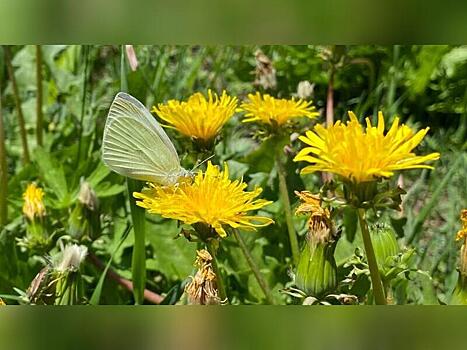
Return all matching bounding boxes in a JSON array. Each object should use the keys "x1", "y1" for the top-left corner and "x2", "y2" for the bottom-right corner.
[
  {"x1": 4, "y1": 46, "x2": 30, "y2": 164},
  {"x1": 0, "y1": 74, "x2": 7, "y2": 228},
  {"x1": 276, "y1": 152, "x2": 299, "y2": 265},
  {"x1": 35, "y1": 45, "x2": 43, "y2": 147},
  {"x1": 232, "y1": 229, "x2": 274, "y2": 304},
  {"x1": 357, "y1": 208, "x2": 387, "y2": 305},
  {"x1": 206, "y1": 240, "x2": 227, "y2": 302}
]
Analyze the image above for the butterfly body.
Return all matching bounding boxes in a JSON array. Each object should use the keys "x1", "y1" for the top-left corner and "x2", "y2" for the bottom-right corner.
[{"x1": 102, "y1": 92, "x2": 189, "y2": 186}]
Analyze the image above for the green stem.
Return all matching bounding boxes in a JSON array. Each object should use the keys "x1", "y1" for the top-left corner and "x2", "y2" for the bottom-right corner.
[
  {"x1": 120, "y1": 46, "x2": 146, "y2": 305},
  {"x1": 357, "y1": 208, "x2": 387, "y2": 305},
  {"x1": 206, "y1": 240, "x2": 227, "y2": 302},
  {"x1": 4, "y1": 46, "x2": 30, "y2": 164},
  {"x1": 0, "y1": 74, "x2": 7, "y2": 227},
  {"x1": 76, "y1": 45, "x2": 90, "y2": 167},
  {"x1": 233, "y1": 229, "x2": 274, "y2": 304},
  {"x1": 35, "y1": 45, "x2": 43, "y2": 147},
  {"x1": 276, "y1": 152, "x2": 299, "y2": 265}
]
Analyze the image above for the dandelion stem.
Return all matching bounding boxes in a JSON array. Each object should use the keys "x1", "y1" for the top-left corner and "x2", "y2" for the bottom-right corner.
[
  {"x1": 276, "y1": 152, "x2": 299, "y2": 266},
  {"x1": 357, "y1": 208, "x2": 387, "y2": 305},
  {"x1": 233, "y1": 229, "x2": 274, "y2": 305},
  {"x1": 35, "y1": 45, "x2": 43, "y2": 147},
  {"x1": 120, "y1": 46, "x2": 147, "y2": 305},
  {"x1": 4, "y1": 46, "x2": 30, "y2": 164},
  {"x1": 206, "y1": 240, "x2": 227, "y2": 302},
  {"x1": 0, "y1": 75, "x2": 8, "y2": 227}
]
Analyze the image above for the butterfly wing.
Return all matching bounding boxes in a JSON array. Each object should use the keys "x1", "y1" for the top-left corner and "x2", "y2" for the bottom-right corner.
[{"x1": 102, "y1": 92, "x2": 183, "y2": 184}]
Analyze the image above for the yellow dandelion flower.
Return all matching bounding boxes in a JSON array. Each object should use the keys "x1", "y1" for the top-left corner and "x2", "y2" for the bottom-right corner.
[
  {"x1": 0, "y1": 297, "x2": 5, "y2": 305},
  {"x1": 456, "y1": 209, "x2": 467, "y2": 241},
  {"x1": 134, "y1": 162, "x2": 273, "y2": 238},
  {"x1": 239, "y1": 92, "x2": 319, "y2": 126},
  {"x1": 22, "y1": 183, "x2": 46, "y2": 221},
  {"x1": 152, "y1": 90, "x2": 237, "y2": 142},
  {"x1": 294, "y1": 111, "x2": 440, "y2": 183}
]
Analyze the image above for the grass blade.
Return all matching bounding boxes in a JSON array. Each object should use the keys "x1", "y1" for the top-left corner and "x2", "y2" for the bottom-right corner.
[
  {"x1": 89, "y1": 225, "x2": 131, "y2": 305},
  {"x1": 0, "y1": 66, "x2": 7, "y2": 227}
]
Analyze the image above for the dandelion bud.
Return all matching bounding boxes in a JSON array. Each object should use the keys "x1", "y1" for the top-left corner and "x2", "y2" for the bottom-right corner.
[
  {"x1": 296, "y1": 81, "x2": 314, "y2": 99},
  {"x1": 69, "y1": 180, "x2": 100, "y2": 240},
  {"x1": 370, "y1": 223, "x2": 400, "y2": 275},
  {"x1": 295, "y1": 235, "x2": 338, "y2": 298},
  {"x1": 185, "y1": 249, "x2": 221, "y2": 305},
  {"x1": 254, "y1": 49, "x2": 277, "y2": 90},
  {"x1": 294, "y1": 191, "x2": 339, "y2": 297},
  {"x1": 78, "y1": 180, "x2": 99, "y2": 211}
]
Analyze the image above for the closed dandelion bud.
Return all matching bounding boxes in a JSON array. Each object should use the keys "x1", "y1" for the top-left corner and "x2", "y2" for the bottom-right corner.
[
  {"x1": 370, "y1": 223, "x2": 399, "y2": 275},
  {"x1": 69, "y1": 180, "x2": 100, "y2": 240},
  {"x1": 294, "y1": 191, "x2": 339, "y2": 298},
  {"x1": 296, "y1": 235, "x2": 338, "y2": 298}
]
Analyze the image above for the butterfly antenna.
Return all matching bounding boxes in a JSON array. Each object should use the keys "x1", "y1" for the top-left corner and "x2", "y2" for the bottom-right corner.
[{"x1": 192, "y1": 154, "x2": 215, "y2": 171}]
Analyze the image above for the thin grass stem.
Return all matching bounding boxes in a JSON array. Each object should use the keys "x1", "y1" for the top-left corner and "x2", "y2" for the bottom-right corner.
[
  {"x1": 276, "y1": 152, "x2": 299, "y2": 266},
  {"x1": 4, "y1": 46, "x2": 30, "y2": 164},
  {"x1": 233, "y1": 229, "x2": 274, "y2": 304}
]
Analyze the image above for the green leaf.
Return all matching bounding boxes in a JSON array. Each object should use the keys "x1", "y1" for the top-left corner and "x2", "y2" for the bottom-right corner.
[{"x1": 33, "y1": 147, "x2": 69, "y2": 206}]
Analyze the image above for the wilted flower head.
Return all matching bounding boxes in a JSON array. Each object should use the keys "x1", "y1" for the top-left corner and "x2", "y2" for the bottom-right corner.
[
  {"x1": 456, "y1": 210, "x2": 467, "y2": 241},
  {"x1": 296, "y1": 81, "x2": 314, "y2": 99},
  {"x1": 22, "y1": 183, "x2": 46, "y2": 221},
  {"x1": 294, "y1": 111, "x2": 440, "y2": 183},
  {"x1": 153, "y1": 90, "x2": 237, "y2": 144},
  {"x1": 239, "y1": 92, "x2": 319, "y2": 127},
  {"x1": 78, "y1": 179, "x2": 99, "y2": 211},
  {"x1": 54, "y1": 244, "x2": 88, "y2": 273},
  {"x1": 134, "y1": 162, "x2": 273, "y2": 238},
  {"x1": 254, "y1": 49, "x2": 277, "y2": 90},
  {"x1": 295, "y1": 191, "x2": 334, "y2": 243},
  {"x1": 185, "y1": 249, "x2": 221, "y2": 305}
]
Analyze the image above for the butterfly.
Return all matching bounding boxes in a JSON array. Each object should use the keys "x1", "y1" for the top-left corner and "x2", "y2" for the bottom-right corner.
[{"x1": 102, "y1": 92, "x2": 191, "y2": 186}]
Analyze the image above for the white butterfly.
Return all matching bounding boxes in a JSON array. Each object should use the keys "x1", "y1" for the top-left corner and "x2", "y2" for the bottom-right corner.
[{"x1": 102, "y1": 92, "x2": 190, "y2": 186}]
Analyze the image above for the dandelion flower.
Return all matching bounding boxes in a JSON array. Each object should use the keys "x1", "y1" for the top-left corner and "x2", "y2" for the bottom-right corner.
[
  {"x1": 22, "y1": 183, "x2": 46, "y2": 221},
  {"x1": 239, "y1": 92, "x2": 319, "y2": 126},
  {"x1": 134, "y1": 162, "x2": 273, "y2": 238},
  {"x1": 153, "y1": 90, "x2": 237, "y2": 143},
  {"x1": 456, "y1": 209, "x2": 467, "y2": 241},
  {"x1": 294, "y1": 111, "x2": 440, "y2": 183},
  {"x1": 0, "y1": 298, "x2": 5, "y2": 306}
]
